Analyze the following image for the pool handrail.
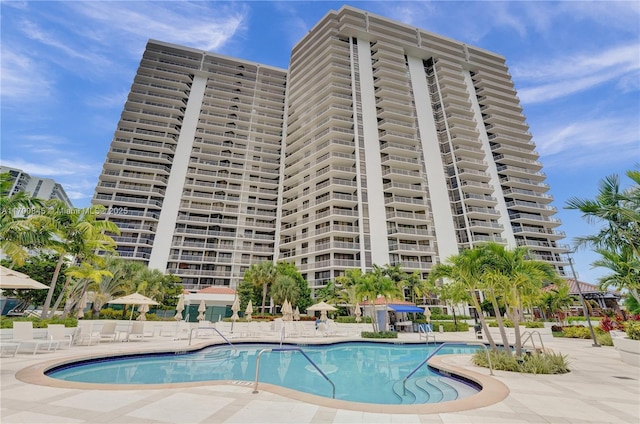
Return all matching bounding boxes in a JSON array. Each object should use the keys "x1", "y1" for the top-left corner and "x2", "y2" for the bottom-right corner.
[
  {"x1": 418, "y1": 324, "x2": 436, "y2": 343},
  {"x1": 521, "y1": 330, "x2": 545, "y2": 352},
  {"x1": 279, "y1": 325, "x2": 286, "y2": 347},
  {"x1": 252, "y1": 347, "x2": 336, "y2": 399},
  {"x1": 188, "y1": 326, "x2": 234, "y2": 347},
  {"x1": 401, "y1": 341, "x2": 493, "y2": 396}
]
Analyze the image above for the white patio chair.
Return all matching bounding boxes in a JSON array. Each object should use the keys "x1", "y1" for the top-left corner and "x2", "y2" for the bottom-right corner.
[
  {"x1": 74, "y1": 321, "x2": 100, "y2": 345},
  {"x1": 127, "y1": 321, "x2": 148, "y2": 341},
  {"x1": 98, "y1": 321, "x2": 118, "y2": 342},
  {"x1": 47, "y1": 324, "x2": 73, "y2": 349},
  {"x1": 12, "y1": 322, "x2": 57, "y2": 354}
]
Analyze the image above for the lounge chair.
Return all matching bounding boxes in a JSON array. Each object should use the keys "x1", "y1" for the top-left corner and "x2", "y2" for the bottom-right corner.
[
  {"x1": 12, "y1": 322, "x2": 57, "y2": 354},
  {"x1": 74, "y1": 321, "x2": 100, "y2": 345},
  {"x1": 126, "y1": 322, "x2": 148, "y2": 341},
  {"x1": 98, "y1": 321, "x2": 118, "y2": 342},
  {"x1": 47, "y1": 324, "x2": 73, "y2": 349}
]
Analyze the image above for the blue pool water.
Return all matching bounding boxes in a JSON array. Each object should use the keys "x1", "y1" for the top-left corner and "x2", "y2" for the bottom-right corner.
[{"x1": 47, "y1": 342, "x2": 481, "y2": 405}]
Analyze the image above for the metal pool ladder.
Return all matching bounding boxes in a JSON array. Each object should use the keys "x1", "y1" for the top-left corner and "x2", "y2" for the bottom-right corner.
[
  {"x1": 188, "y1": 327, "x2": 234, "y2": 347},
  {"x1": 402, "y1": 342, "x2": 493, "y2": 396},
  {"x1": 252, "y1": 347, "x2": 336, "y2": 399}
]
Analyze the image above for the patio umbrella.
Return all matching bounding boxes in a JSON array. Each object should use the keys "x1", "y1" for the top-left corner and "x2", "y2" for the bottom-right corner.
[
  {"x1": 0, "y1": 266, "x2": 49, "y2": 290},
  {"x1": 423, "y1": 306, "x2": 432, "y2": 324},
  {"x1": 231, "y1": 297, "x2": 240, "y2": 321},
  {"x1": 197, "y1": 300, "x2": 206, "y2": 321},
  {"x1": 75, "y1": 292, "x2": 88, "y2": 319},
  {"x1": 354, "y1": 303, "x2": 362, "y2": 323},
  {"x1": 307, "y1": 301, "x2": 337, "y2": 321},
  {"x1": 245, "y1": 300, "x2": 253, "y2": 322},
  {"x1": 109, "y1": 292, "x2": 159, "y2": 324},
  {"x1": 293, "y1": 306, "x2": 300, "y2": 321},
  {"x1": 282, "y1": 299, "x2": 291, "y2": 321},
  {"x1": 174, "y1": 293, "x2": 185, "y2": 321},
  {"x1": 137, "y1": 304, "x2": 149, "y2": 321},
  {"x1": 230, "y1": 296, "x2": 240, "y2": 333}
]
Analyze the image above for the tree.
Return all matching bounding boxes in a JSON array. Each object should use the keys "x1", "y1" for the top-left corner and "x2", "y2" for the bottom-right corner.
[
  {"x1": 565, "y1": 169, "x2": 640, "y2": 303},
  {"x1": 428, "y1": 247, "x2": 499, "y2": 351},
  {"x1": 354, "y1": 266, "x2": 403, "y2": 332},
  {"x1": 276, "y1": 261, "x2": 312, "y2": 311},
  {"x1": 63, "y1": 261, "x2": 113, "y2": 317},
  {"x1": 541, "y1": 282, "x2": 575, "y2": 323},
  {"x1": 0, "y1": 173, "x2": 52, "y2": 267},
  {"x1": 483, "y1": 243, "x2": 561, "y2": 356},
  {"x1": 40, "y1": 203, "x2": 120, "y2": 318},
  {"x1": 243, "y1": 261, "x2": 277, "y2": 314},
  {"x1": 270, "y1": 274, "x2": 299, "y2": 309}
]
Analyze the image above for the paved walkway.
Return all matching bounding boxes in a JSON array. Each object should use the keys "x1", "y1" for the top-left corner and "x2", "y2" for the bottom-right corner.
[{"x1": 1, "y1": 331, "x2": 639, "y2": 423}]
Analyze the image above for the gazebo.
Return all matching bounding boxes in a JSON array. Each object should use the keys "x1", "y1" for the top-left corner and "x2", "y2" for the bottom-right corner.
[{"x1": 544, "y1": 279, "x2": 622, "y2": 316}]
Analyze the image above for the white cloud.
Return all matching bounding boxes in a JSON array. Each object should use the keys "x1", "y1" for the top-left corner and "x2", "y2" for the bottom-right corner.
[
  {"x1": 0, "y1": 48, "x2": 52, "y2": 100},
  {"x1": 69, "y1": 1, "x2": 248, "y2": 52},
  {"x1": 515, "y1": 44, "x2": 640, "y2": 104},
  {"x1": 534, "y1": 116, "x2": 639, "y2": 169}
]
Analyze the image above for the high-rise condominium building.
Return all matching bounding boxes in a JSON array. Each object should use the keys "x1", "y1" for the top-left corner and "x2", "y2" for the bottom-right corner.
[
  {"x1": 93, "y1": 6, "x2": 567, "y2": 292},
  {"x1": 2, "y1": 166, "x2": 74, "y2": 208}
]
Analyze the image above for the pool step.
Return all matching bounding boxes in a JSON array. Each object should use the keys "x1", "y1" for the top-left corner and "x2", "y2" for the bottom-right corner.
[{"x1": 392, "y1": 375, "x2": 464, "y2": 405}]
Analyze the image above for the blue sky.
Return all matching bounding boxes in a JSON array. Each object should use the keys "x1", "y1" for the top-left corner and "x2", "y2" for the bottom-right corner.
[{"x1": 2, "y1": 1, "x2": 639, "y2": 283}]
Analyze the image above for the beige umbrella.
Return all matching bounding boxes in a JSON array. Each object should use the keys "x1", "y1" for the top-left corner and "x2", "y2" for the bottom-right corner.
[
  {"x1": 0, "y1": 266, "x2": 49, "y2": 290},
  {"x1": 230, "y1": 296, "x2": 240, "y2": 333},
  {"x1": 75, "y1": 292, "x2": 88, "y2": 319},
  {"x1": 197, "y1": 300, "x2": 207, "y2": 321},
  {"x1": 293, "y1": 306, "x2": 300, "y2": 321},
  {"x1": 282, "y1": 299, "x2": 291, "y2": 321},
  {"x1": 174, "y1": 293, "x2": 185, "y2": 321},
  {"x1": 137, "y1": 303, "x2": 149, "y2": 321},
  {"x1": 109, "y1": 292, "x2": 159, "y2": 323},
  {"x1": 231, "y1": 297, "x2": 240, "y2": 321},
  {"x1": 423, "y1": 305, "x2": 432, "y2": 324},
  {"x1": 307, "y1": 301, "x2": 337, "y2": 321},
  {"x1": 245, "y1": 300, "x2": 253, "y2": 322},
  {"x1": 354, "y1": 303, "x2": 362, "y2": 323}
]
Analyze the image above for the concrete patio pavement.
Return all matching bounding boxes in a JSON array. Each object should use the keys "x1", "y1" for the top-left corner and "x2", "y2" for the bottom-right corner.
[{"x1": 1, "y1": 330, "x2": 639, "y2": 423}]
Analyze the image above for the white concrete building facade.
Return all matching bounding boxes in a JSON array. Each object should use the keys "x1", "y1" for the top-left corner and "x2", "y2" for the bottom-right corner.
[
  {"x1": 92, "y1": 6, "x2": 567, "y2": 292},
  {"x1": 1, "y1": 166, "x2": 73, "y2": 208}
]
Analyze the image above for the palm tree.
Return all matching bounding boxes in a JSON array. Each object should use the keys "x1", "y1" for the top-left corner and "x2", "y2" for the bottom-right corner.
[
  {"x1": 429, "y1": 247, "x2": 499, "y2": 351},
  {"x1": 270, "y1": 274, "x2": 300, "y2": 310},
  {"x1": 541, "y1": 282, "x2": 574, "y2": 323},
  {"x1": 0, "y1": 173, "x2": 52, "y2": 267},
  {"x1": 63, "y1": 262, "x2": 112, "y2": 317},
  {"x1": 40, "y1": 204, "x2": 120, "y2": 318},
  {"x1": 243, "y1": 261, "x2": 277, "y2": 314},
  {"x1": 483, "y1": 243, "x2": 561, "y2": 356},
  {"x1": 89, "y1": 256, "x2": 135, "y2": 316},
  {"x1": 565, "y1": 169, "x2": 640, "y2": 303},
  {"x1": 594, "y1": 248, "x2": 640, "y2": 302},
  {"x1": 355, "y1": 267, "x2": 403, "y2": 332}
]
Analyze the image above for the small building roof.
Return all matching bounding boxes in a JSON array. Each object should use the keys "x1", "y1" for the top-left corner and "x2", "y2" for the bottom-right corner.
[{"x1": 544, "y1": 279, "x2": 621, "y2": 299}]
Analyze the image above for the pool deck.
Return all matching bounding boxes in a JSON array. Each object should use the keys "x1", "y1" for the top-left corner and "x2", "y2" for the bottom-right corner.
[{"x1": 1, "y1": 330, "x2": 639, "y2": 423}]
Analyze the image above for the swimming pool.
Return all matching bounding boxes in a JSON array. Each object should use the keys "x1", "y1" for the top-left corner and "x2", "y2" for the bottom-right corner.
[{"x1": 46, "y1": 342, "x2": 481, "y2": 405}]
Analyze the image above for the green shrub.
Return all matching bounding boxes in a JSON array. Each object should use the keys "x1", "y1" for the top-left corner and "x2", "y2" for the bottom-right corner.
[
  {"x1": 431, "y1": 321, "x2": 469, "y2": 332},
  {"x1": 523, "y1": 321, "x2": 544, "y2": 328},
  {"x1": 487, "y1": 320, "x2": 514, "y2": 327},
  {"x1": 596, "y1": 332, "x2": 613, "y2": 346},
  {"x1": 361, "y1": 331, "x2": 398, "y2": 339},
  {"x1": 0, "y1": 316, "x2": 78, "y2": 329},
  {"x1": 472, "y1": 349, "x2": 570, "y2": 374},
  {"x1": 562, "y1": 326, "x2": 592, "y2": 339},
  {"x1": 625, "y1": 321, "x2": 640, "y2": 340},
  {"x1": 567, "y1": 316, "x2": 602, "y2": 323},
  {"x1": 335, "y1": 316, "x2": 372, "y2": 323}
]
